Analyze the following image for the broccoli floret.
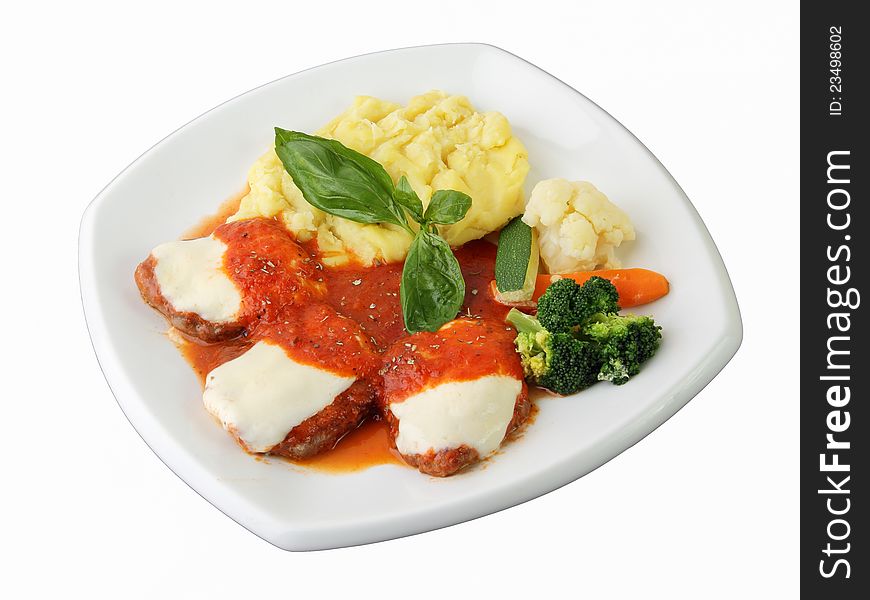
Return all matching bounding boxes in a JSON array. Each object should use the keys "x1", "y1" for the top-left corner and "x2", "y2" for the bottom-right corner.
[
  {"x1": 537, "y1": 276, "x2": 619, "y2": 333},
  {"x1": 582, "y1": 313, "x2": 662, "y2": 385},
  {"x1": 538, "y1": 334, "x2": 602, "y2": 394},
  {"x1": 506, "y1": 276, "x2": 662, "y2": 393},
  {"x1": 508, "y1": 309, "x2": 602, "y2": 395}
]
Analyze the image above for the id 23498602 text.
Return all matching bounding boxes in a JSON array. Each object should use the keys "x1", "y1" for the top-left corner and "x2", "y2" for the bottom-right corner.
[{"x1": 829, "y1": 26, "x2": 844, "y2": 116}]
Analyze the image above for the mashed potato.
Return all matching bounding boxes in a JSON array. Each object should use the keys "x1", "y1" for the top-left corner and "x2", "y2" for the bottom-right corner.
[{"x1": 230, "y1": 91, "x2": 529, "y2": 265}]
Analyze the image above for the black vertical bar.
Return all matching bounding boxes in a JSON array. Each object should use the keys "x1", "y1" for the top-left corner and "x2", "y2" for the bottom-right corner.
[{"x1": 801, "y1": 2, "x2": 866, "y2": 596}]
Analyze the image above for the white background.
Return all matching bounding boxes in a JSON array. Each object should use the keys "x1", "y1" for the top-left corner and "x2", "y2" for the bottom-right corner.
[{"x1": 2, "y1": 1, "x2": 798, "y2": 597}]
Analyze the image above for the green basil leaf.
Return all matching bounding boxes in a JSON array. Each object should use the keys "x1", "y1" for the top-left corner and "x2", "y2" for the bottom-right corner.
[
  {"x1": 401, "y1": 231, "x2": 466, "y2": 333},
  {"x1": 394, "y1": 175, "x2": 425, "y2": 225},
  {"x1": 423, "y1": 189, "x2": 472, "y2": 225},
  {"x1": 274, "y1": 129, "x2": 409, "y2": 229}
]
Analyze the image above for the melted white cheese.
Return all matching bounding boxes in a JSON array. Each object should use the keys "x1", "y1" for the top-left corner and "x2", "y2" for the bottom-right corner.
[
  {"x1": 151, "y1": 236, "x2": 242, "y2": 323},
  {"x1": 202, "y1": 341, "x2": 356, "y2": 453},
  {"x1": 389, "y1": 375, "x2": 522, "y2": 458}
]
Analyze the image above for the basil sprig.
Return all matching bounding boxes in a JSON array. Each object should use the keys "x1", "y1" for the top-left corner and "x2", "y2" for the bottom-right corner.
[{"x1": 274, "y1": 128, "x2": 471, "y2": 333}]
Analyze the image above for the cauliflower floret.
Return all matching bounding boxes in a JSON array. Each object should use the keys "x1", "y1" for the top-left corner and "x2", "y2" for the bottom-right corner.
[{"x1": 522, "y1": 179, "x2": 635, "y2": 274}]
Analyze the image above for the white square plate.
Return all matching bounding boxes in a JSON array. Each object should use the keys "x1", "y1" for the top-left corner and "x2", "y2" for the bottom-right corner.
[{"x1": 80, "y1": 43, "x2": 742, "y2": 551}]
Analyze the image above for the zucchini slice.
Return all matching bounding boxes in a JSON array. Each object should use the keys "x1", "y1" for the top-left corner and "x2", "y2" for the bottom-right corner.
[{"x1": 494, "y1": 216, "x2": 539, "y2": 303}]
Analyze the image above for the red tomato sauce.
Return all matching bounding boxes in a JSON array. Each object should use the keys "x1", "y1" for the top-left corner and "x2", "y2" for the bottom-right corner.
[
  {"x1": 314, "y1": 239, "x2": 510, "y2": 351},
  {"x1": 254, "y1": 303, "x2": 380, "y2": 379},
  {"x1": 215, "y1": 218, "x2": 324, "y2": 326},
  {"x1": 381, "y1": 318, "x2": 524, "y2": 404}
]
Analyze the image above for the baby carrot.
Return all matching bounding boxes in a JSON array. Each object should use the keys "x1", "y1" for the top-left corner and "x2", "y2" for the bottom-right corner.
[{"x1": 533, "y1": 268, "x2": 670, "y2": 308}]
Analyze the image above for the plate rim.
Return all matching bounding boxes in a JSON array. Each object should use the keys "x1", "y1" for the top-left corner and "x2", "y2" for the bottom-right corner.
[{"x1": 79, "y1": 41, "x2": 743, "y2": 551}]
